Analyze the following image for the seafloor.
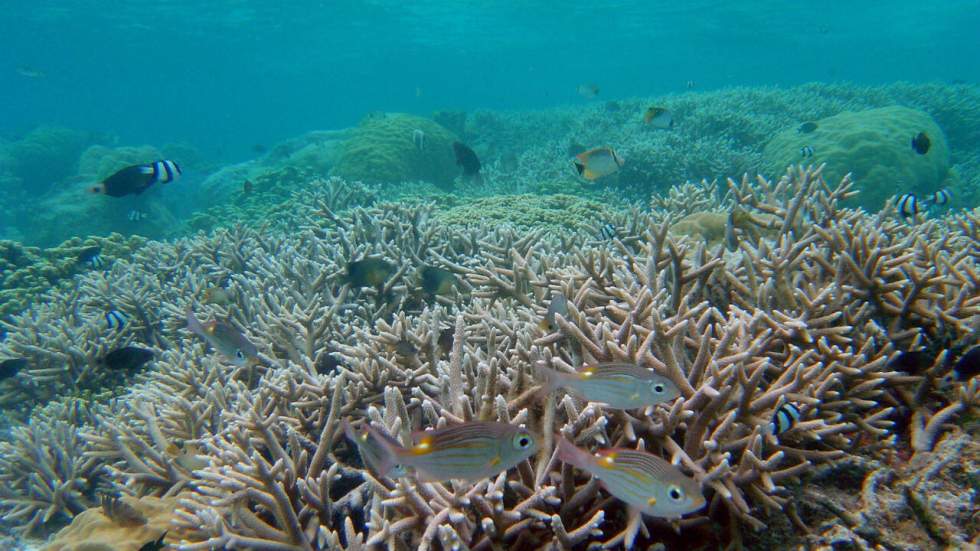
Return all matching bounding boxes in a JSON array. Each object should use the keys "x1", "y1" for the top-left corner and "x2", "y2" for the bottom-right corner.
[{"x1": 0, "y1": 82, "x2": 978, "y2": 550}]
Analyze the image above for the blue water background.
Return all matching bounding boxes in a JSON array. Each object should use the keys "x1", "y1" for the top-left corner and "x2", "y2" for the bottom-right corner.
[{"x1": 2, "y1": 1, "x2": 979, "y2": 159}]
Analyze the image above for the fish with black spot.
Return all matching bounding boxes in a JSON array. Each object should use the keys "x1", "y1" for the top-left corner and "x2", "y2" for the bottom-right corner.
[
  {"x1": 911, "y1": 132, "x2": 930, "y2": 155},
  {"x1": 137, "y1": 531, "x2": 168, "y2": 551},
  {"x1": 643, "y1": 106, "x2": 673, "y2": 129},
  {"x1": 344, "y1": 258, "x2": 396, "y2": 292},
  {"x1": 0, "y1": 358, "x2": 28, "y2": 381},
  {"x1": 453, "y1": 142, "x2": 482, "y2": 185},
  {"x1": 797, "y1": 121, "x2": 818, "y2": 134},
  {"x1": 573, "y1": 147, "x2": 624, "y2": 181},
  {"x1": 419, "y1": 266, "x2": 457, "y2": 298},
  {"x1": 101, "y1": 346, "x2": 155, "y2": 372},
  {"x1": 90, "y1": 160, "x2": 182, "y2": 197},
  {"x1": 950, "y1": 345, "x2": 980, "y2": 381}
]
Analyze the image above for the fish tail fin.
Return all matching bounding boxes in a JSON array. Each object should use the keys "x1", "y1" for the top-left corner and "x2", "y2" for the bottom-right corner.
[
  {"x1": 555, "y1": 436, "x2": 592, "y2": 470},
  {"x1": 534, "y1": 363, "x2": 562, "y2": 395},
  {"x1": 185, "y1": 307, "x2": 204, "y2": 337},
  {"x1": 360, "y1": 423, "x2": 407, "y2": 477}
]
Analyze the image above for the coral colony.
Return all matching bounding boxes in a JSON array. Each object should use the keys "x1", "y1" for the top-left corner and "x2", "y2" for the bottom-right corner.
[{"x1": 0, "y1": 82, "x2": 978, "y2": 550}]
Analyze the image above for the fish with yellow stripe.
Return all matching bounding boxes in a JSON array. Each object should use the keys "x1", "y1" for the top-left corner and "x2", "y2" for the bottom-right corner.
[
  {"x1": 556, "y1": 437, "x2": 705, "y2": 519},
  {"x1": 536, "y1": 362, "x2": 680, "y2": 409},
  {"x1": 351, "y1": 420, "x2": 537, "y2": 481}
]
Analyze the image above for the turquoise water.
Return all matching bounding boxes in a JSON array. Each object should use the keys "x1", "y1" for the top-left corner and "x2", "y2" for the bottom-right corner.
[
  {"x1": 2, "y1": 1, "x2": 978, "y2": 154},
  {"x1": 1, "y1": 3, "x2": 980, "y2": 549}
]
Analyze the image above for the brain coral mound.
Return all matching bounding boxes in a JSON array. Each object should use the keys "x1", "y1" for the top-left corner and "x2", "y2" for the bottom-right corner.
[
  {"x1": 762, "y1": 106, "x2": 952, "y2": 211},
  {"x1": 330, "y1": 113, "x2": 460, "y2": 190}
]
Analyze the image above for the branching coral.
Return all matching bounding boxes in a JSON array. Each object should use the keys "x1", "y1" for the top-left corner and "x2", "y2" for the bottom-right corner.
[{"x1": 0, "y1": 167, "x2": 976, "y2": 548}]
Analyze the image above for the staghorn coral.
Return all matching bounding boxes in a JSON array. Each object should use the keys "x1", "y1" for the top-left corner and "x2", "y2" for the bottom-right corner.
[{"x1": 0, "y1": 168, "x2": 976, "y2": 549}]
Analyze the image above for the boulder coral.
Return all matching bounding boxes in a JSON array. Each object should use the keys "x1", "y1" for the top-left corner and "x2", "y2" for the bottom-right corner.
[
  {"x1": 762, "y1": 106, "x2": 954, "y2": 211},
  {"x1": 330, "y1": 113, "x2": 461, "y2": 190}
]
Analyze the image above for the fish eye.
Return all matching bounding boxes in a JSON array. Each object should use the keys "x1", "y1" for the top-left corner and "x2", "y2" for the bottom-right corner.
[
  {"x1": 513, "y1": 432, "x2": 533, "y2": 449},
  {"x1": 236, "y1": 350, "x2": 245, "y2": 359},
  {"x1": 652, "y1": 383, "x2": 665, "y2": 394},
  {"x1": 668, "y1": 485, "x2": 684, "y2": 501}
]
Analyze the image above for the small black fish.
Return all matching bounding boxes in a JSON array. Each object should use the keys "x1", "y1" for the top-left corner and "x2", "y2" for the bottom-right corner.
[
  {"x1": 253, "y1": 143, "x2": 267, "y2": 154},
  {"x1": 137, "y1": 531, "x2": 168, "y2": 551},
  {"x1": 90, "y1": 160, "x2": 181, "y2": 197},
  {"x1": 102, "y1": 346, "x2": 155, "y2": 371},
  {"x1": 952, "y1": 346, "x2": 980, "y2": 381},
  {"x1": 800, "y1": 145, "x2": 814, "y2": 157},
  {"x1": 420, "y1": 266, "x2": 456, "y2": 296},
  {"x1": 452, "y1": 142, "x2": 481, "y2": 177},
  {"x1": 797, "y1": 121, "x2": 818, "y2": 134},
  {"x1": 0, "y1": 358, "x2": 27, "y2": 380},
  {"x1": 394, "y1": 338, "x2": 418, "y2": 357},
  {"x1": 605, "y1": 101, "x2": 621, "y2": 112},
  {"x1": 437, "y1": 327, "x2": 454, "y2": 352},
  {"x1": 887, "y1": 349, "x2": 932, "y2": 375},
  {"x1": 345, "y1": 258, "x2": 396, "y2": 288},
  {"x1": 911, "y1": 132, "x2": 930, "y2": 155},
  {"x1": 897, "y1": 193, "x2": 918, "y2": 218},
  {"x1": 105, "y1": 310, "x2": 128, "y2": 331},
  {"x1": 769, "y1": 402, "x2": 800, "y2": 435}
]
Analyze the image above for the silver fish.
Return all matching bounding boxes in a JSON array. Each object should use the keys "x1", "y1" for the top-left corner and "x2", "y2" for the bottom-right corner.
[
  {"x1": 556, "y1": 437, "x2": 704, "y2": 519},
  {"x1": 540, "y1": 292, "x2": 569, "y2": 332},
  {"x1": 537, "y1": 362, "x2": 680, "y2": 409},
  {"x1": 185, "y1": 308, "x2": 258, "y2": 366},
  {"x1": 359, "y1": 421, "x2": 537, "y2": 481}
]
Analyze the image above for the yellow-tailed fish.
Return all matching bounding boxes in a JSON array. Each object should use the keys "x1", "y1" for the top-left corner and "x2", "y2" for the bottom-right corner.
[
  {"x1": 343, "y1": 421, "x2": 408, "y2": 477},
  {"x1": 360, "y1": 421, "x2": 537, "y2": 481},
  {"x1": 643, "y1": 106, "x2": 673, "y2": 129},
  {"x1": 539, "y1": 292, "x2": 569, "y2": 332},
  {"x1": 185, "y1": 308, "x2": 258, "y2": 366},
  {"x1": 537, "y1": 362, "x2": 679, "y2": 409},
  {"x1": 556, "y1": 437, "x2": 705, "y2": 519},
  {"x1": 573, "y1": 147, "x2": 624, "y2": 181}
]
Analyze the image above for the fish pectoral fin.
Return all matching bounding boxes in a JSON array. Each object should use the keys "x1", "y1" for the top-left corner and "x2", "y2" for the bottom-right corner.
[
  {"x1": 583, "y1": 168, "x2": 598, "y2": 180},
  {"x1": 489, "y1": 455, "x2": 501, "y2": 467}
]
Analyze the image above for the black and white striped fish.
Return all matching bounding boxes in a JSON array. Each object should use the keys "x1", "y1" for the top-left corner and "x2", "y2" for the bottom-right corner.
[
  {"x1": 897, "y1": 193, "x2": 919, "y2": 218},
  {"x1": 769, "y1": 402, "x2": 800, "y2": 435},
  {"x1": 800, "y1": 145, "x2": 814, "y2": 158},
  {"x1": 599, "y1": 223, "x2": 618, "y2": 240},
  {"x1": 105, "y1": 310, "x2": 129, "y2": 331},
  {"x1": 77, "y1": 246, "x2": 105, "y2": 269},
  {"x1": 90, "y1": 160, "x2": 182, "y2": 198},
  {"x1": 925, "y1": 188, "x2": 951, "y2": 206},
  {"x1": 127, "y1": 210, "x2": 148, "y2": 222}
]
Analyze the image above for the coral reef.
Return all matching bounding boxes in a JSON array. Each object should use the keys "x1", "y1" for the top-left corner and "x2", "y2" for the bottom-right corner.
[
  {"x1": 41, "y1": 495, "x2": 179, "y2": 551},
  {"x1": 330, "y1": 113, "x2": 460, "y2": 190},
  {"x1": 762, "y1": 106, "x2": 953, "y2": 211},
  {"x1": 0, "y1": 126, "x2": 109, "y2": 194},
  {"x1": 0, "y1": 234, "x2": 145, "y2": 322},
  {"x1": 0, "y1": 167, "x2": 975, "y2": 549},
  {"x1": 432, "y1": 193, "x2": 616, "y2": 232}
]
